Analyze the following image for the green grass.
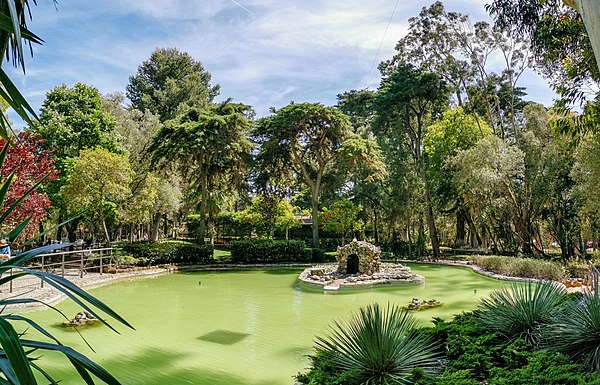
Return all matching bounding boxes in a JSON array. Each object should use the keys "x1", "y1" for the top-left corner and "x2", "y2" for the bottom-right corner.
[{"x1": 213, "y1": 248, "x2": 231, "y2": 260}]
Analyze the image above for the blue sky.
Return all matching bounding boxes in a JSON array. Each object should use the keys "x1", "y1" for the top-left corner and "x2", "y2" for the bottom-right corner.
[{"x1": 7, "y1": 0, "x2": 556, "y2": 125}]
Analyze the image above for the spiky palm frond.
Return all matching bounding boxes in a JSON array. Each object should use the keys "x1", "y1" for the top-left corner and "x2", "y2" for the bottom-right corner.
[
  {"x1": 315, "y1": 303, "x2": 442, "y2": 385},
  {"x1": 477, "y1": 281, "x2": 565, "y2": 345}
]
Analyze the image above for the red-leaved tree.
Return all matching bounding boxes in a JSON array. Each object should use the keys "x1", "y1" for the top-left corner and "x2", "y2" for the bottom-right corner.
[{"x1": 1, "y1": 132, "x2": 58, "y2": 240}]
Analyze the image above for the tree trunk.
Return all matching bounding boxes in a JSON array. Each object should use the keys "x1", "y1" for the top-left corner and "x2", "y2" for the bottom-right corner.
[
  {"x1": 311, "y1": 197, "x2": 319, "y2": 247},
  {"x1": 151, "y1": 213, "x2": 161, "y2": 241},
  {"x1": 101, "y1": 218, "x2": 110, "y2": 243},
  {"x1": 467, "y1": 215, "x2": 480, "y2": 248},
  {"x1": 455, "y1": 208, "x2": 466, "y2": 247},
  {"x1": 198, "y1": 171, "x2": 208, "y2": 243},
  {"x1": 417, "y1": 163, "x2": 440, "y2": 259},
  {"x1": 373, "y1": 206, "x2": 379, "y2": 244}
]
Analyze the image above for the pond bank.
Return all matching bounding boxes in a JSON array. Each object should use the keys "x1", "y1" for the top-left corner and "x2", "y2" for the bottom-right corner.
[
  {"x1": 4, "y1": 258, "x2": 583, "y2": 311},
  {"x1": 1, "y1": 262, "x2": 314, "y2": 311}
]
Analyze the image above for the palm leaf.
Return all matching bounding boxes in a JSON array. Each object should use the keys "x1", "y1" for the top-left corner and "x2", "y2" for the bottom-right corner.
[
  {"x1": 21, "y1": 340, "x2": 123, "y2": 385},
  {"x1": 5, "y1": 0, "x2": 24, "y2": 70},
  {"x1": 0, "y1": 317, "x2": 36, "y2": 385},
  {"x1": 0, "y1": 13, "x2": 43, "y2": 44},
  {"x1": 0, "y1": 172, "x2": 49, "y2": 224},
  {"x1": 7, "y1": 215, "x2": 32, "y2": 242}
]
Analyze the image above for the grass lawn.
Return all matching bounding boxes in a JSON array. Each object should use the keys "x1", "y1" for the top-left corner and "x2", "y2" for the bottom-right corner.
[{"x1": 214, "y1": 247, "x2": 231, "y2": 260}]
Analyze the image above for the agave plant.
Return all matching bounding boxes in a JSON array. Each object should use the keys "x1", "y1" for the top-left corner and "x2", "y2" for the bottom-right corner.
[
  {"x1": 476, "y1": 280, "x2": 566, "y2": 345},
  {"x1": 315, "y1": 303, "x2": 441, "y2": 385},
  {"x1": 544, "y1": 267, "x2": 600, "y2": 371}
]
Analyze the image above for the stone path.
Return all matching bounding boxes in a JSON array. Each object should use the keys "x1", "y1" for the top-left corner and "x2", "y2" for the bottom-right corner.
[{"x1": 0, "y1": 266, "x2": 177, "y2": 311}]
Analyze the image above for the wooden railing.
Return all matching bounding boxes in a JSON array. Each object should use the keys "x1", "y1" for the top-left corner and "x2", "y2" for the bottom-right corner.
[{"x1": 4, "y1": 247, "x2": 114, "y2": 294}]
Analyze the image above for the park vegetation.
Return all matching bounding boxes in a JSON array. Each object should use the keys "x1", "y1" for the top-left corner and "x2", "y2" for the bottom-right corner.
[
  {"x1": 1, "y1": 0, "x2": 600, "y2": 384},
  {"x1": 9, "y1": 1, "x2": 600, "y2": 270}
]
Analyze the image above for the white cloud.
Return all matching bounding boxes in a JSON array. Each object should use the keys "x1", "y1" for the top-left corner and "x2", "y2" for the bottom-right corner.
[{"x1": 7, "y1": 0, "x2": 556, "y2": 121}]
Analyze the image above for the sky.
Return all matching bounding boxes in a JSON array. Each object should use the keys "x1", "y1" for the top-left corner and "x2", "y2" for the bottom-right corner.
[{"x1": 7, "y1": 0, "x2": 556, "y2": 125}]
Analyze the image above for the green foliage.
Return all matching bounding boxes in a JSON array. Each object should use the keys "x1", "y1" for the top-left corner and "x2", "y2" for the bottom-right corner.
[
  {"x1": 119, "y1": 240, "x2": 213, "y2": 265},
  {"x1": 0, "y1": 141, "x2": 132, "y2": 384},
  {"x1": 35, "y1": 83, "x2": 120, "y2": 167},
  {"x1": 127, "y1": 47, "x2": 219, "y2": 122},
  {"x1": 307, "y1": 247, "x2": 329, "y2": 263},
  {"x1": 149, "y1": 101, "x2": 253, "y2": 240},
  {"x1": 472, "y1": 255, "x2": 567, "y2": 281},
  {"x1": 230, "y1": 239, "x2": 309, "y2": 263},
  {"x1": 61, "y1": 147, "x2": 133, "y2": 241},
  {"x1": 319, "y1": 238, "x2": 343, "y2": 252},
  {"x1": 379, "y1": 237, "x2": 427, "y2": 260},
  {"x1": 315, "y1": 303, "x2": 442, "y2": 385},
  {"x1": 254, "y1": 102, "x2": 352, "y2": 246},
  {"x1": 295, "y1": 350, "x2": 361, "y2": 385},
  {"x1": 301, "y1": 309, "x2": 600, "y2": 385},
  {"x1": 238, "y1": 194, "x2": 300, "y2": 238},
  {"x1": 477, "y1": 281, "x2": 566, "y2": 345},
  {"x1": 319, "y1": 200, "x2": 360, "y2": 242}
]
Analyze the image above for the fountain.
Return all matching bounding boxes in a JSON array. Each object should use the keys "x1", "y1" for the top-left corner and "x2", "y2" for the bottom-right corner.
[{"x1": 298, "y1": 239, "x2": 424, "y2": 291}]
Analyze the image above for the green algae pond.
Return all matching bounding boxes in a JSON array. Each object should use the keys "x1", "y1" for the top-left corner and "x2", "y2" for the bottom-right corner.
[{"x1": 24, "y1": 263, "x2": 517, "y2": 385}]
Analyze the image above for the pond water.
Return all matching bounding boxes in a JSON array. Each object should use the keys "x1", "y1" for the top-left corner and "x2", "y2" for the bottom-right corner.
[{"x1": 24, "y1": 263, "x2": 514, "y2": 385}]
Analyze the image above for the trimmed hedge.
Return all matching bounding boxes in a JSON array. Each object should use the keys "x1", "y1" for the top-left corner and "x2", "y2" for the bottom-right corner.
[
  {"x1": 120, "y1": 241, "x2": 213, "y2": 266},
  {"x1": 231, "y1": 239, "x2": 322, "y2": 263}
]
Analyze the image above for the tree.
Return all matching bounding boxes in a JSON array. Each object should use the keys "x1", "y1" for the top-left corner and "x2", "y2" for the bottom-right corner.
[
  {"x1": 61, "y1": 147, "x2": 133, "y2": 242},
  {"x1": 33, "y1": 82, "x2": 121, "y2": 241},
  {"x1": 450, "y1": 104, "x2": 555, "y2": 257},
  {"x1": 335, "y1": 89, "x2": 376, "y2": 136},
  {"x1": 127, "y1": 47, "x2": 219, "y2": 122},
  {"x1": 384, "y1": 1, "x2": 531, "y2": 139},
  {"x1": 254, "y1": 103, "x2": 351, "y2": 247},
  {"x1": 103, "y1": 93, "x2": 182, "y2": 241},
  {"x1": 1, "y1": 132, "x2": 57, "y2": 240},
  {"x1": 0, "y1": 4, "x2": 132, "y2": 384},
  {"x1": 149, "y1": 101, "x2": 253, "y2": 242},
  {"x1": 239, "y1": 194, "x2": 299, "y2": 239},
  {"x1": 424, "y1": 107, "x2": 492, "y2": 247},
  {"x1": 320, "y1": 200, "x2": 360, "y2": 244},
  {"x1": 35, "y1": 83, "x2": 120, "y2": 166},
  {"x1": 372, "y1": 63, "x2": 450, "y2": 259},
  {"x1": 486, "y1": 0, "x2": 597, "y2": 106}
]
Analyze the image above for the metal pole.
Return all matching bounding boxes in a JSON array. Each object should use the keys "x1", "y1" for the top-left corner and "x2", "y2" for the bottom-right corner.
[
  {"x1": 41, "y1": 255, "x2": 44, "y2": 288},
  {"x1": 80, "y1": 252, "x2": 84, "y2": 278},
  {"x1": 100, "y1": 254, "x2": 103, "y2": 275},
  {"x1": 9, "y1": 269, "x2": 12, "y2": 293},
  {"x1": 62, "y1": 254, "x2": 65, "y2": 277}
]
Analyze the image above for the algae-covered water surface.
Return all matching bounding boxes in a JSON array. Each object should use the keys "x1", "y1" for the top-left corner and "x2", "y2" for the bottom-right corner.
[{"x1": 24, "y1": 264, "x2": 514, "y2": 385}]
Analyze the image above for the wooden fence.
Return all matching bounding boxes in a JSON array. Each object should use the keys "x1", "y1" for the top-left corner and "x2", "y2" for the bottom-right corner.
[{"x1": 4, "y1": 247, "x2": 114, "y2": 294}]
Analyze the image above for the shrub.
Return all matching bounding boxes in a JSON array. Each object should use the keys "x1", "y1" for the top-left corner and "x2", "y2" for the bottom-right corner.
[
  {"x1": 319, "y1": 238, "x2": 343, "y2": 252},
  {"x1": 119, "y1": 241, "x2": 213, "y2": 265},
  {"x1": 379, "y1": 238, "x2": 426, "y2": 260},
  {"x1": 547, "y1": 291, "x2": 600, "y2": 371},
  {"x1": 306, "y1": 247, "x2": 328, "y2": 263},
  {"x1": 472, "y1": 255, "x2": 567, "y2": 281},
  {"x1": 230, "y1": 239, "x2": 309, "y2": 263},
  {"x1": 477, "y1": 281, "x2": 566, "y2": 345},
  {"x1": 314, "y1": 303, "x2": 442, "y2": 384}
]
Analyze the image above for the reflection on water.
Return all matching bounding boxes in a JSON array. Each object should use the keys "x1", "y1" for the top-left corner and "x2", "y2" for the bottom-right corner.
[{"x1": 24, "y1": 264, "x2": 514, "y2": 385}]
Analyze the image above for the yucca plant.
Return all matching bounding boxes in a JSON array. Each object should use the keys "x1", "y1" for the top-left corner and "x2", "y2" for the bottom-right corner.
[
  {"x1": 315, "y1": 303, "x2": 441, "y2": 385},
  {"x1": 476, "y1": 280, "x2": 566, "y2": 345},
  {"x1": 546, "y1": 267, "x2": 600, "y2": 371}
]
